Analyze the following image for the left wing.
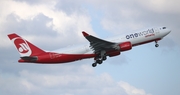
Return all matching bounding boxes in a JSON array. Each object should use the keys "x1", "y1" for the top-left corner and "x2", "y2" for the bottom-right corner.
[
  {"x1": 82, "y1": 31, "x2": 132, "y2": 67},
  {"x1": 82, "y1": 31, "x2": 118, "y2": 54}
]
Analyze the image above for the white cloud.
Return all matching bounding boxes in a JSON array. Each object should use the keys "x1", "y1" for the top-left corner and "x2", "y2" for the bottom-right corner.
[
  {"x1": 0, "y1": 0, "x2": 94, "y2": 48},
  {"x1": 0, "y1": 64, "x2": 151, "y2": 95},
  {"x1": 119, "y1": 81, "x2": 152, "y2": 95},
  {"x1": 137, "y1": 0, "x2": 180, "y2": 14},
  {"x1": 1, "y1": 0, "x2": 179, "y2": 48},
  {"x1": 0, "y1": 72, "x2": 38, "y2": 95}
]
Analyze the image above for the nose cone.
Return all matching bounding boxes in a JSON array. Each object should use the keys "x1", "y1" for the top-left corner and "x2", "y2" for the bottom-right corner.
[
  {"x1": 162, "y1": 28, "x2": 171, "y2": 37},
  {"x1": 166, "y1": 29, "x2": 171, "y2": 34}
]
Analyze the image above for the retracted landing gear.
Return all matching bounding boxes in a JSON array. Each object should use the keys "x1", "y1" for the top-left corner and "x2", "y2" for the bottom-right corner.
[{"x1": 155, "y1": 40, "x2": 159, "y2": 47}]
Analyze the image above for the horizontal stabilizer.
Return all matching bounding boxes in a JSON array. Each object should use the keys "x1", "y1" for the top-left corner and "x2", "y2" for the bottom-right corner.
[{"x1": 20, "y1": 56, "x2": 38, "y2": 62}]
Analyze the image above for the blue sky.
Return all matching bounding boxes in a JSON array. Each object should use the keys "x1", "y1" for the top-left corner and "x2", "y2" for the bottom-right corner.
[{"x1": 0, "y1": 0, "x2": 180, "y2": 95}]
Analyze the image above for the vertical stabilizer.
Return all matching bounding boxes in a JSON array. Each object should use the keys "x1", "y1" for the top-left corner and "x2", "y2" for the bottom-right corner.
[{"x1": 8, "y1": 33, "x2": 46, "y2": 56}]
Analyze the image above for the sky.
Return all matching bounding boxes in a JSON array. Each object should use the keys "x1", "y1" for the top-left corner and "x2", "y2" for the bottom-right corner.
[{"x1": 0, "y1": 0, "x2": 180, "y2": 95}]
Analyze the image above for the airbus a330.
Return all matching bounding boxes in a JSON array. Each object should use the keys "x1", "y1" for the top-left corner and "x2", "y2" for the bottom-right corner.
[{"x1": 8, "y1": 26, "x2": 171, "y2": 67}]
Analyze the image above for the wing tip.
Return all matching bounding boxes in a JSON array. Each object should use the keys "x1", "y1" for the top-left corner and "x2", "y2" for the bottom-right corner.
[{"x1": 82, "y1": 31, "x2": 89, "y2": 37}]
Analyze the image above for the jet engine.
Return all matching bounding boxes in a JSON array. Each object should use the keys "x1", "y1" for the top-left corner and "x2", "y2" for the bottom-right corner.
[{"x1": 118, "y1": 41, "x2": 132, "y2": 51}]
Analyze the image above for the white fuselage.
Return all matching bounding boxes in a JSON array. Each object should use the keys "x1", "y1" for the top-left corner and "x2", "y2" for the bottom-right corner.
[{"x1": 53, "y1": 27, "x2": 171, "y2": 54}]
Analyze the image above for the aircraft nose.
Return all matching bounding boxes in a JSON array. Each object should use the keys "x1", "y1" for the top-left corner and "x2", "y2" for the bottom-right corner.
[
  {"x1": 163, "y1": 28, "x2": 171, "y2": 37},
  {"x1": 166, "y1": 29, "x2": 171, "y2": 34}
]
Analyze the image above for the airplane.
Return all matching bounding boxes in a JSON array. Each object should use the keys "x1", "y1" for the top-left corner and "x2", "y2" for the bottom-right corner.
[{"x1": 8, "y1": 26, "x2": 171, "y2": 67}]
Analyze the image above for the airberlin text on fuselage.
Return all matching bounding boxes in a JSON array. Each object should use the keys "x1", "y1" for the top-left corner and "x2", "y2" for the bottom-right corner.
[{"x1": 126, "y1": 29, "x2": 154, "y2": 39}]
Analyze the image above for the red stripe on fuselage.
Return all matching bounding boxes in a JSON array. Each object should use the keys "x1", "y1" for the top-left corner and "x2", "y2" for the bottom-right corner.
[{"x1": 18, "y1": 53, "x2": 96, "y2": 64}]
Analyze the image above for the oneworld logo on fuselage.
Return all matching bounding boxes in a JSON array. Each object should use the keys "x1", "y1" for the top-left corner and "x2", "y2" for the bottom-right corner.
[{"x1": 126, "y1": 28, "x2": 155, "y2": 39}]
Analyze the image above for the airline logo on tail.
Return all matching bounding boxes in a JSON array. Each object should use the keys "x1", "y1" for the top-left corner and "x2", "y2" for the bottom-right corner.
[
  {"x1": 12, "y1": 37, "x2": 32, "y2": 56},
  {"x1": 8, "y1": 33, "x2": 46, "y2": 57}
]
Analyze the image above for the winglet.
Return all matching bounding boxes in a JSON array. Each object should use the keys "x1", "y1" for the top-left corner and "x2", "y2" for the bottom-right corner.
[{"x1": 82, "y1": 31, "x2": 89, "y2": 37}]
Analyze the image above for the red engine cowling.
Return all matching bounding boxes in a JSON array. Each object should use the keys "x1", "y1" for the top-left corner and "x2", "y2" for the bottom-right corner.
[{"x1": 119, "y1": 41, "x2": 132, "y2": 51}]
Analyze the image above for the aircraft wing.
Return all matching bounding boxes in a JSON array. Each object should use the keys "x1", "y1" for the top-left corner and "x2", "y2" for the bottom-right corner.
[{"x1": 82, "y1": 31, "x2": 117, "y2": 54}]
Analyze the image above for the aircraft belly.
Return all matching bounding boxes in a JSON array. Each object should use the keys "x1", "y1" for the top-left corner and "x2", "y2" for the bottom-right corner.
[{"x1": 130, "y1": 34, "x2": 161, "y2": 46}]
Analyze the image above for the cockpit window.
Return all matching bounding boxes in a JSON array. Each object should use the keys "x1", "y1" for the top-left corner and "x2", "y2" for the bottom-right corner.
[{"x1": 162, "y1": 27, "x2": 166, "y2": 29}]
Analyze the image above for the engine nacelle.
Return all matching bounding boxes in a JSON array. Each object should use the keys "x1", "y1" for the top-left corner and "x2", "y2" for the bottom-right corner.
[{"x1": 119, "y1": 41, "x2": 132, "y2": 51}]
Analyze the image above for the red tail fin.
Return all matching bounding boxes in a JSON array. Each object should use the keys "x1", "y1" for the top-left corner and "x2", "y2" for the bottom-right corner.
[{"x1": 8, "y1": 33, "x2": 46, "y2": 57}]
